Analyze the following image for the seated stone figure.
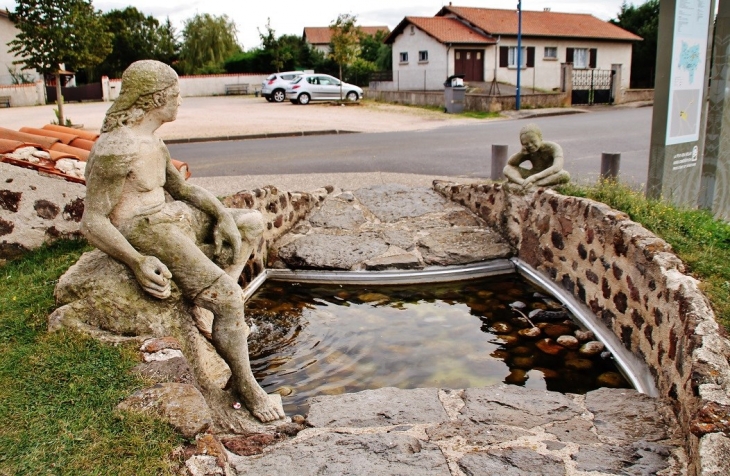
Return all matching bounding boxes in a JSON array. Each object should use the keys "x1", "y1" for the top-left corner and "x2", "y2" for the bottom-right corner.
[
  {"x1": 503, "y1": 123, "x2": 570, "y2": 189},
  {"x1": 81, "y1": 60, "x2": 284, "y2": 423}
]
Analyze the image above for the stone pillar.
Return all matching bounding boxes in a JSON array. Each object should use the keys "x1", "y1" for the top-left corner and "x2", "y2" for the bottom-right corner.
[
  {"x1": 699, "y1": 1, "x2": 730, "y2": 220},
  {"x1": 560, "y1": 63, "x2": 573, "y2": 107},
  {"x1": 611, "y1": 64, "x2": 623, "y2": 105},
  {"x1": 101, "y1": 76, "x2": 110, "y2": 102}
]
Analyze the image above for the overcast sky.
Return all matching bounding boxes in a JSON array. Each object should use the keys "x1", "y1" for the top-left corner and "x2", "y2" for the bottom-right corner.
[{"x1": 5, "y1": 0, "x2": 635, "y2": 51}]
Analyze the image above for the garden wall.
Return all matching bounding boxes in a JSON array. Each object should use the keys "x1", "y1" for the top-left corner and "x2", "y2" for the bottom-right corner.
[
  {"x1": 366, "y1": 89, "x2": 569, "y2": 112},
  {"x1": 434, "y1": 181, "x2": 730, "y2": 476}
]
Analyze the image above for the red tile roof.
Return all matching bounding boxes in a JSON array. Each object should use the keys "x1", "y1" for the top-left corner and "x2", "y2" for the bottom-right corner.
[
  {"x1": 389, "y1": 17, "x2": 496, "y2": 45},
  {"x1": 303, "y1": 26, "x2": 390, "y2": 45},
  {"x1": 0, "y1": 124, "x2": 191, "y2": 184},
  {"x1": 438, "y1": 6, "x2": 641, "y2": 41}
]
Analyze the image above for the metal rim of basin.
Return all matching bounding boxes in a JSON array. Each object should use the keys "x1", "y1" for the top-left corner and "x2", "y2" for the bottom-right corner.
[{"x1": 243, "y1": 258, "x2": 658, "y2": 397}]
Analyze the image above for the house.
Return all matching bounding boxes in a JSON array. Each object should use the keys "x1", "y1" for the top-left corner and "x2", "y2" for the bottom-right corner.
[
  {"x1": 382, "y1": 5, "x2": 641, "y2": 92},
  {"x1": 0, "y1": 9, "x2": 39, "y2": 85},
  {"x1": 303, "y1": 25, "x2": 390, "y2": 55}
]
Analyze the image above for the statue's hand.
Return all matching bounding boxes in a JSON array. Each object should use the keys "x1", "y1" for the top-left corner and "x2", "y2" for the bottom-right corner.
[
  {"x1": 213, "y1": 212, "x2": 242, "y2": 264},
  {"x1": 133, "y1": 256, "x2": 172, "y2": 299}
]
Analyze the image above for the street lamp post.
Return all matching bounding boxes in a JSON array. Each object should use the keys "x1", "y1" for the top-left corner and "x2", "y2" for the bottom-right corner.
[{"x1": 516, "y1": 0, "x2": 522, "y2": 110}]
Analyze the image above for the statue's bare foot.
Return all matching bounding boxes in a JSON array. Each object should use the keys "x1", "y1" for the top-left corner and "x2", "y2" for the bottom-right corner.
[{"x1": 236, "y1": 379, "x2": 285, "y2": 423}]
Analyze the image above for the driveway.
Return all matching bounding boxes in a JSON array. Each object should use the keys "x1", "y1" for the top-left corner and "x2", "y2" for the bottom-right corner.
[{"x1": 0, "y1": 96, "x2": 497, "y2": 141}]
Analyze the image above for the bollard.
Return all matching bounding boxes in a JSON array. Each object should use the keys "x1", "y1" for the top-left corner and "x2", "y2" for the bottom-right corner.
[
  {"x1": 600, "y1": 152, "x2": 621, "y2": 180},
  {"x1": 491, "y1": 145, "x2": 509, "y2": 180}
]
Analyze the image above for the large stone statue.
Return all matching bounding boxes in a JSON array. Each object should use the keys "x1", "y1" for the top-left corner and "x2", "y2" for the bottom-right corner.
[
  {"x1": 81, "y1": 60, "x2": 285, "y2": 423},
  {"x1": 503, "y1": 123, "x2": 570, "y2": 189}
]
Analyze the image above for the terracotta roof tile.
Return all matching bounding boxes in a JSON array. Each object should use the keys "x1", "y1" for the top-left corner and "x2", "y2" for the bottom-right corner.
[
  {"x1": 404, "y1": 17, "x2": 495, "y2": 44},
  {"x1": 1, "y1": 124, "x2": 192, "y2": 183},
  {"x1": 304, "y1": 26, "x2": 390, "y2": 45},
  {"x1": 20, "y1": 126, "x2": 79, "y2": 145},
  {"x1": 440, "y1": 6, "x2": 641, "y2": 41}
]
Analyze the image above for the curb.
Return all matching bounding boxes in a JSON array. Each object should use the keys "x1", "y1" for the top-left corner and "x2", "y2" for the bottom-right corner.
[{"x1": 165, "y1": 129, "x2": 359, "y2": 144}]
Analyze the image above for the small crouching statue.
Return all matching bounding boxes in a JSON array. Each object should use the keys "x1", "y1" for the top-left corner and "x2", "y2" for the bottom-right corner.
[
  {"x1": 503, "y1": 123, "x2": 570, "y2": 189},
  {"x1": 81, "y1": 60, "x2": 285, "y2": 423}
]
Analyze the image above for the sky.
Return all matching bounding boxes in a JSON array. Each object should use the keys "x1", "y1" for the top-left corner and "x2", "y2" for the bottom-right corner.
[{"x1": 5, "y1": 0, "x2": 634, "y2": 51}]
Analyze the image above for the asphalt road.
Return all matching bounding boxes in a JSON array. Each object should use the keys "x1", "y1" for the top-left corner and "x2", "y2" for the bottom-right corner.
[{"x1": 168, "y1": 106, "x2": 652, "y2": 185}]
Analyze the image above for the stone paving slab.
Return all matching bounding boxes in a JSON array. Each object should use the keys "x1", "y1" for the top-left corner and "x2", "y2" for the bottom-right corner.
[
  {"x1": 230, "y1": 385, "x2": 686, "y2": 476},
  {"x1": 272, "y1": 184, "x2": 512, "y2": 271}
]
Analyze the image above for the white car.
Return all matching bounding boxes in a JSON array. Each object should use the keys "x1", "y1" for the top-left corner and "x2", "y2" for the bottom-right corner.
[
  {"x1": 261, "y1": 71, "x2": 305, "y2": 103},
  {"x1": 286, "y1": 74, "x2": 363, "y2": 105}
]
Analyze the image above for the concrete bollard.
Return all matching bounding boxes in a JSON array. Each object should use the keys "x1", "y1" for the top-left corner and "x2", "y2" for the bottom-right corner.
[
  {"x1": 491, "y1": 145, "x2": 509, "y2": 180},
  {"x1": 600, "y1": 152, "x2": 621, "y2": 180}
]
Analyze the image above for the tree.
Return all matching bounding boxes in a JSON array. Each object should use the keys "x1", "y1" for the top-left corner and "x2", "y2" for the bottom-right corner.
[
  {"x1": 92, "y1": 8, "x2": 179, "y2": 80},
  {"x1": 329, "y1": 13, "x2": 360, "y2": 99},
  {"x1": 179, "y1": 13, "x2": 241, "y2": 75},
  {"x1": 610, "y1": 0, "x2": 659, "y2": 88},
  {"x1": 258, "y1": 19, "x2": 291, "y2": 73},
  {"x1": 8, "y1": 0, "x2": 112, "y2": 123}
]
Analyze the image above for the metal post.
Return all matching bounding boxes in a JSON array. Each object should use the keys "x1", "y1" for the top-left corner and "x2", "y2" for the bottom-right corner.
[
  {"x1": 600, "y1": 152, "x2": 621, "y2": 180},
  {"x1": 491, "y1": 145, "x2": 509, "y2": 180}
]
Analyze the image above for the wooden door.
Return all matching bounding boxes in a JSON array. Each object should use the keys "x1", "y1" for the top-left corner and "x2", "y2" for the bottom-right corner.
[{"x1": 454, "y1": 49, "x2": 484, "y2": 82}]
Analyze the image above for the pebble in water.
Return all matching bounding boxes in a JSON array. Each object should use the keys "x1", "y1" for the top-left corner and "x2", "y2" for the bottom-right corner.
[
  {"x1": 556, "y1": 335, "x2": 580, "y2": 349},
  {"x1": 536, "y1": 338, "x2": 567, "y2": 356},
  {"x1": 509, "y1": 301, "x2": 527, "y2": 309},
  {"x1": 510, "y1": 346, "x2": 533, "y2": 356},
  {"x1": 511, "y1": 356, "x2": 536, "y2": 369},
  {"x1": 533, "y1": 367, "x2": 559, "y2": 379},
  {"x1": 597, "y1": 371, "x2": 627, "y2": 388},
  {"x1": 504, "y1": 369, "x2": 528, "y2": 384},
  {"x1": 574, "y1": 330, "x2": 595, "y2": 342},
  {"x1": 564, "y1": 358, "x2": 594, "y2": 371},
  {"x1": 579, "y1": 341, "x2": 606, "y2": 357},
  {"x1": 490, "y1": 322, "x2": 513, "y2": 334},
  {"x1": 542, "y1": 323, "x2": 576, "y2": 338},
  {"x1": 518, "y1": 327, "x2": 542, "y2": 338}
]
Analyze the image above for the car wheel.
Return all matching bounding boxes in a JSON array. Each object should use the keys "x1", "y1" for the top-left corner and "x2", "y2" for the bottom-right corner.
[
  {"x1": 298, "y1": 93, "x2": 311, "y2": 105},
  {"x1": 273, "y1": 89, "x2": 285, "y2": 103},
  {"x1": 346, "y1": 91, "x2": 358, "y2": 101}
]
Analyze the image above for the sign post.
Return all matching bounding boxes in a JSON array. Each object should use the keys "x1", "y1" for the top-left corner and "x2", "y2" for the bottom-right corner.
[
  {"x1": 647, "y1": 0, "x2": 715, "y2": 207},
  {"x1": 700, "y1": 1, "x2": 730, "y2": 220}
]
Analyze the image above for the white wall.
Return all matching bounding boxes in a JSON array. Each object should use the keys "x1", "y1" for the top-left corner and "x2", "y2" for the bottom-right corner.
[
  {"x1": 0, "y1": 81, "x2": 45, "y2": 106},
  {"x1": 492, "y1": 38, "x2": 633, "y2": 90},
  {"x1": 107, "y1": 73, "x2": 269, "y2": 101},
  {"x1": 390, "y1": 27, "x2": 448, "y2": 91},
  {"x1": 0, "y1": 14, "x2": 40, "y2": 86}
]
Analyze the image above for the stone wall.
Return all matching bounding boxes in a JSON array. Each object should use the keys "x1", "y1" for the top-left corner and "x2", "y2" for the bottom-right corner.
[
  {"x1": 434, "y1": 181, "x2": 730, "y2": 476},
  {"x1": 622, "y1": 88, "x2": 654, "y2": 104},
  {"x1": 221, "y1": 185, "x2": 331, "y2": 286},
  {"x1": 366, "y1": 90, "x2": 568, "y2": 112},
  {"x1": 0, "y1": 162, "x2": 85, "y2": 261}
]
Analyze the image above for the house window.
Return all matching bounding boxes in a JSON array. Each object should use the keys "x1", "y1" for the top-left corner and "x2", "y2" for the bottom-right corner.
[
  {"x1": 399, "y1": 52, "x2": 408, "y2": 63},
  {"x1": 508, "y1": 47, "x2": 526, "y2": 68},
  {"x1": 573, "y1": 48, "x2": 588, "y2": 68},
  {"x1": 418, "y1": 50, "x2": 428, "y2": 62},
  {"x1": 544, "y1": 47, "x2": 557, "y2": 59},
  {"x1": 410, "y1": 25, "x2": 415, "y2": 35},
  {"x1": 566, "y1": 48, "x2": 597, "y2": 68}
]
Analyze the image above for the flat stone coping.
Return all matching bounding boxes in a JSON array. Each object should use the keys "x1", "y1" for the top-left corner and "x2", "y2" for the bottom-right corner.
[{"x1": 230, "y1": 386, "x2": 684, "y2": 475}]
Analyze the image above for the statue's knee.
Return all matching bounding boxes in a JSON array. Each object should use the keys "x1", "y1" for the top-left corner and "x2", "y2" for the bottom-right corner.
[{"x1": 230, "y1": 209, "x2": 264, "y2": 241}]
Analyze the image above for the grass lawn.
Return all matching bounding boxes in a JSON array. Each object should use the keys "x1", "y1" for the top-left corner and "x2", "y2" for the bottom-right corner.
[{"x1": 0, "y1": 240, "x2": 183, "y2": 475}]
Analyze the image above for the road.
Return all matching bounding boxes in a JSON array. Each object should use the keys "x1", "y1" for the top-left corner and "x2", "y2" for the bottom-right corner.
[{"x1": 168, "y1": 106, "x2": 652, "y2": 185}]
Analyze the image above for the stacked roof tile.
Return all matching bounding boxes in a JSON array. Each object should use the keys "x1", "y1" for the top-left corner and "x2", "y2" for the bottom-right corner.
[
  {"x1": 303, "y1": 26, "x2": 390, "y2": 45},
  {"x1": 0, "y1": 124, "x2": 190, "y2": 184}
]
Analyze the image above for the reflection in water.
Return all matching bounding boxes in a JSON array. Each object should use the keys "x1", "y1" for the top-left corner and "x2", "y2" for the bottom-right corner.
[{"x1": 246, "y1": 276, "x2": 630, "y2": 416}]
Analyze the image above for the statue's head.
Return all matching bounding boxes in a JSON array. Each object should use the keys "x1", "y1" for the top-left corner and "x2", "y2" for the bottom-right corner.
[
  {"x1": 519, "y1": 123, "x2": 543, "y2": 153},
  {"x1": 102, "y1": 60, "x2": 179, "y2": 132}
]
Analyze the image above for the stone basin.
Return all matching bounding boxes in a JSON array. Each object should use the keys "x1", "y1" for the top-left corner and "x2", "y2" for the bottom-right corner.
[{"x1": 52, "y1": 181, "x2": 730, "y2": 475}]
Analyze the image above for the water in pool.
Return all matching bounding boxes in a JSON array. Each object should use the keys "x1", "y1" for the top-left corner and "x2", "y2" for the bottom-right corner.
[{"x1": 245, "y1": 275, "x2": 630, "y2": 416}]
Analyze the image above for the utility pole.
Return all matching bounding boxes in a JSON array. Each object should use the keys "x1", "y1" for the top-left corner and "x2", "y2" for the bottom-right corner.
[{"x1": 516, "y1": 1, "x2": 522, "y2": 110}]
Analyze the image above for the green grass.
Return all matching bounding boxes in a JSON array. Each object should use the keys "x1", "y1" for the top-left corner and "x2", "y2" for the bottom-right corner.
[
  {"x1": 558, "y1": 180, "x2": 730, "y2": 331},
  {"x1": 0, "y1": 239, "x2": 183, "y2": 475}
]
